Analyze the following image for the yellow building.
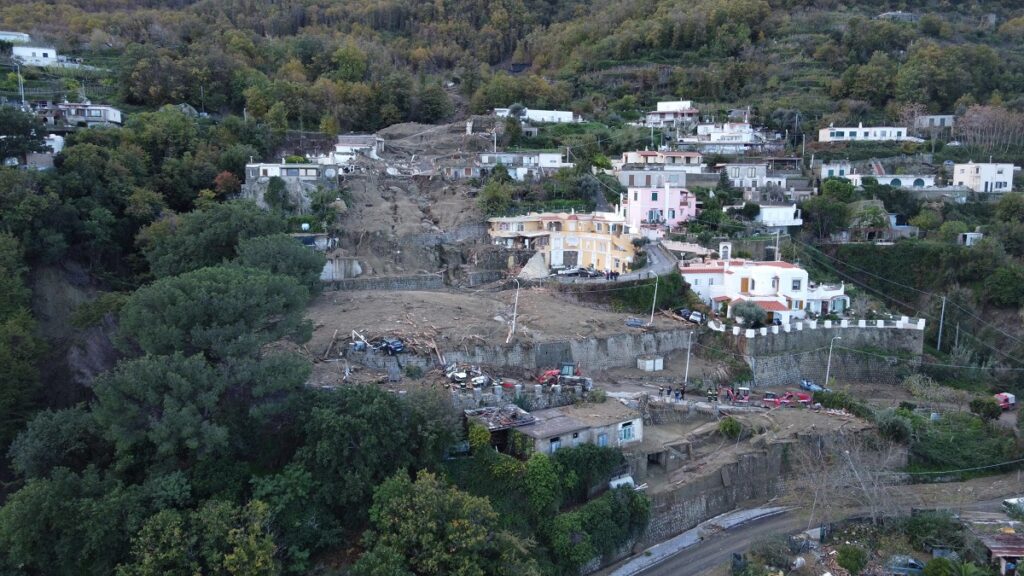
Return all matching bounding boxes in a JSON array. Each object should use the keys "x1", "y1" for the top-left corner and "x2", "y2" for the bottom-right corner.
[{"x1": 487, "y1": 211, "x2": 636, "y2": 273}]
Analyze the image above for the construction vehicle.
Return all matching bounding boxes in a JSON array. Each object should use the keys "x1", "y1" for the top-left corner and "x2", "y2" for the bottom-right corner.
[
  {"x1": 537, "y1": 362, "x2": 593, "y2": 390},
  {"x1": 996, "y1": 392, "x2": 1017, "y2": 410},
  {"x1": 784, "y1": 391, "x2": 813, "y2": 407},
  {"x1": 723, "y1": 387, "x2": 751, "y2": 405},
  {"x1": 760, "y1": 391, "x2": 790, "y2": 409}
]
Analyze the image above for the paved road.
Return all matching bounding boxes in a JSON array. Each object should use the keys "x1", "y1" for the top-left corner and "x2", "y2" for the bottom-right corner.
[
  {"x1": 553, "y1": 242, "x2": 678, "y2": 284},
  {"x1": 626, "y1": 496, "x2": 1011, "y2": 576}
]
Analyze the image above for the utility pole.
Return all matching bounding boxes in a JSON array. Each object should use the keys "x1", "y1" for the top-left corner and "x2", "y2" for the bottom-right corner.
[
  {"x1": 825, "y1": 335, "x2": 842, "y2": 388},
  {"x1": 648, "y1": 274, "x2": 659, "y2": 326},
  {"x1": 955, "y1": 322, "x2": 960, "y2": 349},
  {"x1": 650, "y1": 126, "x2": 655, "y2": 149},
  {"x1": 775, "y1": 230, "x2": 781, "y2": 261},
  {"x1": 492, "y1": 129, "x2": 497, "y2": 153},
  {"x1": 936, "y1": 296, "x2": 947, "y2": 351},
  {"x1": 801, "y1": 133, "x2": 806, "y2": 163},
  {"x1": 16, "y1": 63, "x2": 25, "y2": 109},
  {"x1": 507, "y1": 278, "x2": 521, "y2": 344},
  {"x1": 684, "y1": 331, "x2": 693, "y2": 387}
]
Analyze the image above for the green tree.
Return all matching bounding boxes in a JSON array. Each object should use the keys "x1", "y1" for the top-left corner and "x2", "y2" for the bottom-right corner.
[
  {"x1": 504, "y1": 115, "x2": 523, "y2": 146},
  {"x1": 92, "y1": 353, "x2": 229, "y2": 472},
  {"x1": 417, "y1": 83, "x2": 453, "y2": 123},
  {"x1": 910, "y1": 210, "x2": 942, "y2": 232},
  {"x1": 8, "y1": 406, "x2": 105, "y2": 479},
  {"x1": 118, "y1": 265, "x2": 311, "y2": 360},
  {"x1": 924, "y1": 557, "x2": 956, "y2": 576},
  {"x1": 822, "y1": 178, "x2": 856, "y2": 202},
  {"x1": 354, "y1": 470, "x2": 540, "y2": 576},
  {"x1": 524, "y1": 452, "x2": 562, "y2": 520},
  {"x1": 731, "y1": 301, "x2": 767, "y2": 327},
  {"x1": 836, "y1": 545, "x2": 867, "y2": 575},
  {"x1": 477, "y1": 180, "x2": 514, "y2": 216},
  {"x1": 969, "y1": 397, "x2": 1002, "y2": 422},
  {"x1": 140, "y1": 200, "x2": 285, "y2": 278},
  {"x1": 802, "y1": 195, "x2": 850, "y2": 239},
  {"x1": 937, "y1": 220, "x2": 969, "y2": 242},
  {"x1": 266, "y1": 102, "x2": 289, "y2": 138},
  {"x1": 995, "y1": 193, "x2": 1024, "y2": 223},
  {"x1": 264, "y1": 176, "x2": 292, "y2": 212},
  {"x1": 235, "y1": 233, "x2": 325, "y2": 293},
  {"x1": 0, "y1": 467, "x2": 146, "y2": 576},
  {"x1": 0, "y1": 106, "x2": 47, "y2": 161},
  {"x1": 117, "y1": 500, "x2": 278, "y2": 576},
  {"x1": 332, "y1": 42, "x2": 368, "y2": 82},
  {"x1": 987, "y1": 266, "x2": 1024, "y2": 308}
]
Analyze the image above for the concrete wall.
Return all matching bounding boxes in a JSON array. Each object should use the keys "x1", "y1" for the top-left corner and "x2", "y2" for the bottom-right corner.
[
  {"x1": 724, "y1": 319, "x2": 925, "y2": 388},
  {"x1": 325, "y1": 274, "x2": 444, "y2": 291},
  {"x1": 642, "y1": 442, "x2": 788, "y2": 545},
  {"x1": 443, "y1": 328, "x2": 696, "y2": 371},
  {"x1": 404, "y1": 223, "x2": 488, "y2": 246}
]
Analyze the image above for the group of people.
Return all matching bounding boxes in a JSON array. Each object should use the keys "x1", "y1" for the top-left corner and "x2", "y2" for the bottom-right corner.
[
  {"x1": 604, "y1": 270, "x2": 621, "y2": 280},
  {"x1": 657, "y1": 385, "x2": 686, "y2": 401}
]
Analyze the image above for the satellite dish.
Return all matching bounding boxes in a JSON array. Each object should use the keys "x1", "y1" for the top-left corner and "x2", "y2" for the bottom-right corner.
[{"x1": 325, "y1": 168, "x2": 337, "y2": 178}]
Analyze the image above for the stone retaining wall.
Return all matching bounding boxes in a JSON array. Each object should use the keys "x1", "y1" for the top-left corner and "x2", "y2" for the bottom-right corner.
[{"x1": 325, "y1": 274, "x2": 444, "y2": 291}]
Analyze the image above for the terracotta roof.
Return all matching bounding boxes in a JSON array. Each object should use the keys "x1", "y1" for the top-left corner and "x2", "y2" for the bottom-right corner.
[
  {"x1": 679, "y1": 267, "x2": 726, "y2": 274},
  {"x1": 713, "y1": 295, "x2": 731, "y2": 302},
  {"x1": 753, "y1": 300, "x2": 790, "y2": 312}
]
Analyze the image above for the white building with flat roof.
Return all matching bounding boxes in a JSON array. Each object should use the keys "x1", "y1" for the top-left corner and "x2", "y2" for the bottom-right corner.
[
  {"x1": 818, "y1": 123, "x2": 907, "y2": 143},
  {"x1": 953, "y1": 162, "x2": 1019, "y2": 193},
  {"x1": 0, "y1": 31, "x2": 31, "y2": 43},
  {"x1": 12, "y1": 45, "x2": 59, "y2": 67},
  {"x1": 645, "y1": 100, "x2": 700, "y2": 127},
  {"x1": 494, "y1": 107, "x2": 580, "y2": 124}
]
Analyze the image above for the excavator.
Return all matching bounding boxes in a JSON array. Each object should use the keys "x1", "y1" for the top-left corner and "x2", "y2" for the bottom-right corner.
[
  {"x1": 537, "y1": 362, "x2": 593, "y2": 390},
  {"x1": 722, "y1": 387, "x2": 752, "y2": 405}
]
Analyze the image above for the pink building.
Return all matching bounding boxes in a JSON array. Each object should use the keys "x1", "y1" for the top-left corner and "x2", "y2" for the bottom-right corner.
[{"x1": 619, "y1": 184, "x2": 698, "y2": 233}]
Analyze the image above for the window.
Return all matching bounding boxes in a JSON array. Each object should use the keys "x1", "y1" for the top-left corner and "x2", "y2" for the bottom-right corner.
[
  {"x1": 651, "y1": 192, "x2": 658, "y2": 201},
  {"x1": 730, "y1": 168, "x2": 739, "y2": 178},
  {"x1": 261, "y1": 169, "x2": 268, "y2": 176},
  {"x1": 827, "y1": 169, "x2": 834, "y2": 177},
  {"x1": 619, "y1": 422, "x2": 635, "y2": 442},
  {"x1": 749, "y1": 279, "x2": 756, "y2": 291},
  {"x1": 628, "y1": 175, "x2": 635, "y2": 186},
  {"x1": 771, "y1": 278, "x2": 778, "y2": 289},
  {"x1": 708, "y1": 278, "x2": 714, "y2": 286},
  {"x1": 792, "y1": 279, "x2": 802, "y2": 291},
  {"x1": 668, "y1": 209, "x2": 675, "y2": 219},
  {"x1": 549, "y1": 437, "x2": 561, "y2": 453},
  {"x1": 693, "y1": 278, "x2": 700, "y2": 286},
  {"x1": 633, "y1": 192, "x2": 638, "y2": 201},
  {"x1": 42, "y1": 52, "x2": 49, "y2": 58},
  {"x1": 748, "y1": 167, "x2": 756, "y2": 178},
  {"x1": 597, "y1": 433, "x2": 608, "y2": 447}
]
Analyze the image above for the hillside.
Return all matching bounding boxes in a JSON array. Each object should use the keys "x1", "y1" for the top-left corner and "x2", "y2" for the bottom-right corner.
[{"x1": 3, "y1": 0, "x2": 1024, "y2": 135}]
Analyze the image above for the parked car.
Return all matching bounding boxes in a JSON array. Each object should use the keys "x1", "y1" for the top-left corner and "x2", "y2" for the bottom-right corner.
[
  {"x1": 996, "y1": 392, "x2": 1017, "y2": 410},
  {"x1": 375, "y1": 337, "x2": 405, "y2": 355},
  {"x1": 558, "y1": 266, "x2": 600, "y2": 277},
  {"x1": 687, "y1": 311, "x2": 705, "y2": 325},
  {"x1": 884, "y1": 555, "x2": 925, "y2": 575},
  {"x1": 800, "y1": 379, "x2": 830, "y2": 393},
  {"x1": 674, "y1": 307, "x2": 692, "y2": 320}
]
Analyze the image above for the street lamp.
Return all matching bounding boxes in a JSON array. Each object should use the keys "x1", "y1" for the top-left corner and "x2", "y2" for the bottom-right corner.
[{"x1": 825, "y1": 335, "x2": 842, "y2": 388}]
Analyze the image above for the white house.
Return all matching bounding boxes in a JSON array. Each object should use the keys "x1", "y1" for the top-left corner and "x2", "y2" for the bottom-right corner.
[
  {"x1": 679, "y1": 122, "x2": 775, "y2": 153},
  {"x1": 724, "y1": 163, "x2": 787, "y2": 189},
  {"x1": 818, "y1": 123, "x2": 908, "y2": 143},
  {"x1": 0, "y1": 31, "x2": 31, "y2": 43},
  {"x1": 847, "y1": 174, "x2": 935, "y2": 188},
  {"x1": 915, "y1": 115, "x2": 955, "y2": 131},
  {"x1": 56, "y1": 102, "x2": 122, "y2": 126},
  {"x1": 959, "y1": 232, "x2": 984, "y2": 246},
  {"x1": 679, "y1": 242, "x2": 848, "y2": 323},
  {"x1": 953, "y1": 162, "x2": 1019, "y2": 193},
  {"x1": 329, "y1": 134, "x2": 382, "y2": 164},
  {"x1": 245, "y1": 161, "x2": 335, "y2": 182},
  {"x1": 644, "y1": 100, "x2": 700, "y2": 127},
  {"x1": 616, "y1": 150, "x2": 704, "y2": 172},
  {"x1": 12, "y1": 45, "x2": 59, "y2": 67},
  {"x1": 479, "y1": 151, "x2": 574, "y2": 181},
  {"x1": 514, "y1": 401, "x2": 643, "y2": 454},
  {"x1": 613, "y1": 168, "x2": 688, "y2": 189},
  {"x1": 494, "y1": 107, "x2": 580, "y2": 124},
  {"x1": 820, "y1": 160, "x2": 853, "y2": 179},
  {"x1": 756, "y1": 204, "x2": 803, "y2": 230}
]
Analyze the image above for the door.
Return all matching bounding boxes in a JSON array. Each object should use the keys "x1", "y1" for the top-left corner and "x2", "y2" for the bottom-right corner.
[
  {"x1": 550, "y1": 238, "x2": 564, "y2": 268},
  {"x1": 740, "y1": 278, "x2": 750, "y2": 293}
]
